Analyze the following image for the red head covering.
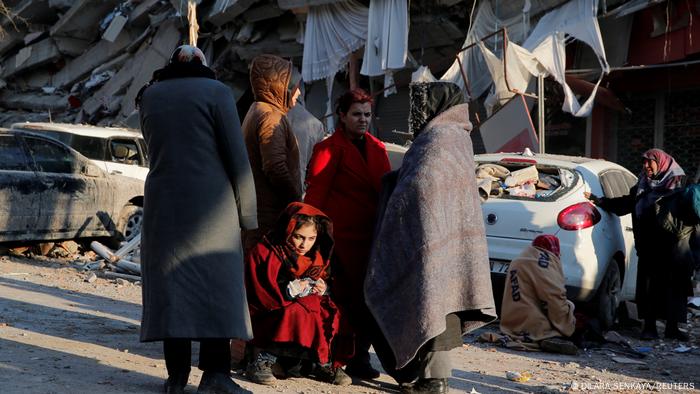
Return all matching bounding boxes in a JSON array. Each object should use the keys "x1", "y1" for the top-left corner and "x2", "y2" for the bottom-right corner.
[
  {"x1": 266, "y1": 202, "x2": 334, "y2": 280},
  {"x1": 532, "y1": 235, "x2": 560, "y2": 257}
]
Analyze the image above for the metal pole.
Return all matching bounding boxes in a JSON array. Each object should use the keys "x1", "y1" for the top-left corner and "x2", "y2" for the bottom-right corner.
[{"x1": 538, "y1": 74, "x2": 545, "y2": 154}]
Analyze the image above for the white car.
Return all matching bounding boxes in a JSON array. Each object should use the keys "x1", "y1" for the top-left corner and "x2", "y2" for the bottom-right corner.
[
  {"x1": 387, "y1": 145, "x2": 638, "y2": 327},
  {"x1": 10, "y1": 122, "x2": 148, "y2": 181},
  {"x1": 477, "y1": 151, "x2": 638, "y2": 327}
]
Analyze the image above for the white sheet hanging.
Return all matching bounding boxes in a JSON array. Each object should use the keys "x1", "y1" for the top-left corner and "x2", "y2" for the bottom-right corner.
[
  {"x1": 523, "y1": 0, "x2": 608, "y2": 117},
  {"x1": 440, "y1": 0, "x2": 530, "y2": 99},
  {"x1": 473, "y1": 0, "x2": 609, "y2": 117},
  {"x1": 302, "y1": 0, "x2": 369, "y2": 82},
  {"x1": 360, "y1": 0, "x2": 408, "y2": 77}
]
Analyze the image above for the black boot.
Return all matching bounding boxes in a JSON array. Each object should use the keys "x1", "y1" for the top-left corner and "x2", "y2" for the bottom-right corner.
[
  {"x1": 197, "y1": 371, "x2": 251, "y2": 394},
  {"x1": 345, "y1": 360, "x2": 380, "y2": 380},
  {"x1": 163, "y1": 372, "x2": 188, "y2": 394},
  {"x1": 400, "y1": 378, "x2": 448, "y2": 393}
]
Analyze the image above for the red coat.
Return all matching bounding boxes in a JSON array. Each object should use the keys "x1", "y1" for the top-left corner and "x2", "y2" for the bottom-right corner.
[
  {"x1": 304, "y1": 130, "x2": 390, "y2": 307},
  {"x1": 245, "y1": 202, "x2": 351, "y2": 365}
]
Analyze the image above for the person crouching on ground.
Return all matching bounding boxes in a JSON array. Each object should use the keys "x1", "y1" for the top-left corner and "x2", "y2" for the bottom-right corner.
[
  {"x1": 500, "y1": 235, "x2": 578, "y2": 355},
  {"x1": 244, "y1": 202, "x2": 352, "y2": 387}
]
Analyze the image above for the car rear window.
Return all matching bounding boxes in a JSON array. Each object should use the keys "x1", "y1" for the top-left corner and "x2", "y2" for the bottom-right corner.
[
  {"x1": 0, "y1": 135, "x2": 31, "y2": 171},
  {"x1": 476, "y1": 160, "x2": 578, "y2": 202}
]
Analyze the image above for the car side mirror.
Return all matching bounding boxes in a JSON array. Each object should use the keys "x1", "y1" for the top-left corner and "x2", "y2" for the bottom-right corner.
[
  {"x1": 81, "y1": 164, "x2": 102, "y2": 178},
  {"x1": 112, "y1": 145, "x2": 129, "y2": 160}
]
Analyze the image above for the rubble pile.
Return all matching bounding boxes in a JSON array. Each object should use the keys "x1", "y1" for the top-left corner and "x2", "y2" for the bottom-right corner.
[
  {"x1": 0, "y1": 0, "x2": 316, "y2": 127},
  {"x1": 0, "y1": 0, "x2": 473, "y2": 128}
]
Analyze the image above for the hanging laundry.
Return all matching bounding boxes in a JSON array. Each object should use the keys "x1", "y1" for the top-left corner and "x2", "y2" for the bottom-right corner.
[
  {"x1": 301, "y1": 0, "x2": 368, "y2": 82},
  {"x1": 360, "y1": 0, "x2": 408, "y2": 96}
]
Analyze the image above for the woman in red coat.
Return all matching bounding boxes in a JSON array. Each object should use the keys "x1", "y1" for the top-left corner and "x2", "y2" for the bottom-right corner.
[
  {"x1": 304, "y1": 89, "x2": 391, "y2": 380},
  {"x1": 245, "y1": 202, "x2": 352, "y2": 386}
]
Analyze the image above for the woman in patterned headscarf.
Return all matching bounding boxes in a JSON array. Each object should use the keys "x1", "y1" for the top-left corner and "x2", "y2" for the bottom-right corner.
[{"x1": 586, "y1": 148, "x2": 688, "y2": 341}]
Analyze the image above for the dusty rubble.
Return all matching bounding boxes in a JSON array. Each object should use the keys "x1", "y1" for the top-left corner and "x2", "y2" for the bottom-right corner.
[{"x1": 0, "y1": 0, "x2": 479, "y2": 128}]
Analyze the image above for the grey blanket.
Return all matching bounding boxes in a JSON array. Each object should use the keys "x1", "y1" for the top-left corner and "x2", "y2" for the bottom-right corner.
[{"x1": 365, "y1": 104, "x2": 496, "y2": 368}]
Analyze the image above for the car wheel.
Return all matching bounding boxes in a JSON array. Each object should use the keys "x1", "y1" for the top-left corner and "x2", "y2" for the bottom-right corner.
[
  {"x1": 117, "y1": 204, "x2": 143, "y2": 242},
  {"x1": 596, "y1": 261, "x2": 621, "y2": 329}
]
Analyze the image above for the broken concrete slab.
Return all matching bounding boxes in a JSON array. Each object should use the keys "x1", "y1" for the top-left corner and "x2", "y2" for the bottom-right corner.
[
  {"x1": 243, "y1": 3, "x2": 284, "y2": 22},
  {"x1": 236, "y1": 32, "x2": 303, "y2": 60},
  {"x1": 54, "y1": 36, "x2": 91, "y2": 57},
  {"x1": 48, "y1": 0, "x2": 73, "y2": 11},
  {"x1": 50, "y1": 0, "x2": 121, "y2": 41},
  {"x1": 52, "y1": 28, "x2": 135, "y2": 88},
  {"x1": 0, "y1": 90, "x2": 66, "y2": 111},
  {"x1": 0, "y1": 29, "x2": 25, "y2": 58},
  {"x1": 128, "y1": 0, "x2": 162, "y2": 27},
  {"x1": 102, "y1": 13, "x2": 128, "y2": 42},
  {"x1": 118, "y1": 19, "x2": 181, "y2": 119},
  {"x1": 1, "y1": 38, "x2": 60, "y2": 78},
  {"x1": 206, "y1": 0, "x2": 258, "y2": 26},
  {"x1": 82, "y1": 56, "x2": 137, "y2": 116},
  {"x1": 23, "y1": 31, "x2": 46, "y2": 45},
  {"x1": 9, "y1": 0, "x2": 57, "y2": 25},
  {"x1": 15, "y1": 69, "x2": 53, "y2": 89}
]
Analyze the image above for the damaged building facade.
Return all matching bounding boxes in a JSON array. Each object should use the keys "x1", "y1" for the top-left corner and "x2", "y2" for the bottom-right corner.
[{"x1": 0, "y1": 0, "x2": 698, "y2": 180}]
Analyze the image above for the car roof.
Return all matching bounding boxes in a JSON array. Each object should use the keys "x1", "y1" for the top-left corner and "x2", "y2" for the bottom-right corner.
[{"x1": 10, "y1": 122, "x2": 142, "y2": 139}]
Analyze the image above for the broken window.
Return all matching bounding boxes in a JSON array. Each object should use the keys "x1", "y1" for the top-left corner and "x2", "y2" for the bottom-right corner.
[
  {"x1": 0, "y1": 135, "x2": 31, "y2": 171},
  {"x1": 109, "y1": 139, "x2": 140, "y2": 165}
]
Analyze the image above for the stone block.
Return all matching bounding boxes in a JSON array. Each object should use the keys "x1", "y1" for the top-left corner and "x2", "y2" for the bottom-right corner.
[{"x1": 1, "y1": 38, "x2": 60, "y2": 78}]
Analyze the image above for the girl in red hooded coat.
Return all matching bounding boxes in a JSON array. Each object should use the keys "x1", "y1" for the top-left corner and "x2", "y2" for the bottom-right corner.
[{"x1": 244, "y1": 202, "x2": 352, "y2": 387}]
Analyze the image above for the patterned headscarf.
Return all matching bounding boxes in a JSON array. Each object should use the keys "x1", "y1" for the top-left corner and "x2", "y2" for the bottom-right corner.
[
  {"x1": 532, "y1": 235, "x2": 560, "y2": 257},
  {"x1": 169, "y1": 45, "x2": 208, "y2": 66},
  {"x1": 135, "y1": 45, "x2": 215, "y2": 108},
  {"x1": 408, "y1": 82, "x2": 465, "y2": 136},
  {"x1": 635, "y1": 148, "x2": 685, "y2": 217}
]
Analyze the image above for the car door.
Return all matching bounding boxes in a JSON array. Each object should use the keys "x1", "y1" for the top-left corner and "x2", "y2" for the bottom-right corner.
[
  {"x1": 23, "y1": 135, "x2": 102, "y2": 239},
  {"x1": 0, "y1": 134, "x2": 40, "y2": 242},
  {"x1": 105, "y1": 137, "x2": 148, "y2": 180}
]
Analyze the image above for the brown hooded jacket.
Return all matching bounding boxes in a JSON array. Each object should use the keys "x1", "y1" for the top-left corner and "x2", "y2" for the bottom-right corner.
[{"x1": 242, "y1": 54, "x2": 302, "y2": 251}]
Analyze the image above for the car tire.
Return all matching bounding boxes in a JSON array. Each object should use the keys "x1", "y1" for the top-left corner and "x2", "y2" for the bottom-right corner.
[
  {"x1": 116, "y1": 204, "x2": 143, "y2": 242},
  {"x1": 596, "y1": 260, "x2": 621, "y2": 329}
]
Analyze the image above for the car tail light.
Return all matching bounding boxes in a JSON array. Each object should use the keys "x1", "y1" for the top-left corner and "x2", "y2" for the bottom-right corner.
[{"x1": 557, "y1": 202, "x2": 601, "y2": 230}]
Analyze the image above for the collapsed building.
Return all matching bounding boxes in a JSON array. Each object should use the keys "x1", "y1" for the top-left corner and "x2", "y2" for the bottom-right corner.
[{"x1": 0, "y1": 0, "x2": 699, "y2": 180}]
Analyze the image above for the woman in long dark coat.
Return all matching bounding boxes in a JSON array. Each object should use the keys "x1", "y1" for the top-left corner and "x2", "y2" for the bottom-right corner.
[
  {"x1": 138, "y1": 45, "x2": 258, "y2": 393},
  {"x1": 586, "y1": 149, "x2": 688, "y2": 340}
]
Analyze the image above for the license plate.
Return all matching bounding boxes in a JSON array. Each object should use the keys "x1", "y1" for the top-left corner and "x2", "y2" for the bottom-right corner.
[{"x1": 489, "y1": 260, "x2": 510, "y2": 274}]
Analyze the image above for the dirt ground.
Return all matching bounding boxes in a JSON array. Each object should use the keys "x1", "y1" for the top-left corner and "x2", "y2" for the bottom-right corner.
[{"x1": 1, "y1": 254, "x2": 699, "y2": 394}]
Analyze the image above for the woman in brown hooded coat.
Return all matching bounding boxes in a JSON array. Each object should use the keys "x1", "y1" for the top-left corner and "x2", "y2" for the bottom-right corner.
[{"x1": 242, "y1": 54, "x2": 303, "y2": 252}]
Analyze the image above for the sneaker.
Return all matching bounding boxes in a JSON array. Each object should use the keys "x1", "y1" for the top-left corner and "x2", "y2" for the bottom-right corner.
[
  {"x1": 345, "y1": 361, "x2": 380, "y2": 380},
  {"x1": 197, "y1": 371, "x2": 251, "y2": 394},
  {"x1": 245, "y1": 352, "x2": 277, "y2": 386},
  {"x1": 540, "y1": 337, "x2": 578, "y2": 355},
  {"x1": 312, "y1": 364, "x2": 352, "y2": 386}
]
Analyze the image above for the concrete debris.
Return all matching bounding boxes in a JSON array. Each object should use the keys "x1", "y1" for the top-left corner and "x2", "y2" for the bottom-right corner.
[
  {"x1": 85, "y1": 272, "x2": 98, "y2": 283},
  {"x1": 0, "y1": 0, "x2": 471, "y2": 130}
]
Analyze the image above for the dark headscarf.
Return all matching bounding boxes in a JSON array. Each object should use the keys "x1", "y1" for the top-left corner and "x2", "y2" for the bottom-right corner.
[
  {"x1": 635, "y1": 148, "x2": 685, "y2": 217},
  {"x1": 408, "y1": 82, "x2": 465, "y2": 136},
  {"x1": 265, "y1": 202, "x2": 334, "y2": 280},
  {"x1": 135, "y1": 45, "x2": 216, "y2": 108},
  {"x1": 532, "y1": 235, "x2": 560, "y2": 257}
]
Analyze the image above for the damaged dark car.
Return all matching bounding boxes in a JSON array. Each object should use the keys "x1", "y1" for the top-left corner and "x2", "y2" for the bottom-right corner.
[{"x1": 0, "y1": 129, "x2": 144, "y2": 244}]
